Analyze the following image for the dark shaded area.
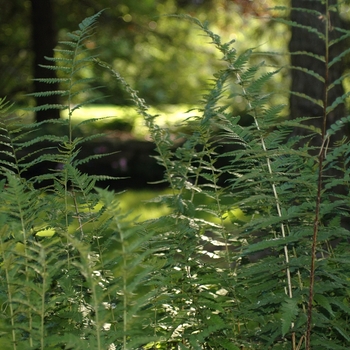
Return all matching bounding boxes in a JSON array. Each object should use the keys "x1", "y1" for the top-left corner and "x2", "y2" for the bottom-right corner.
[
  {"x1": 16, "y1": 137, "x2": 165, "y2": 191},
  {"x1": 176, "y1": 0, "x2": 212, "y2": 7},
  {"x1": 289, "y1": 0, "x2": 350, "y2": 230},
  {"x1": 80, "y1": 138, "x2": 166, "y2": 190},
  {"x1": 30, "y1": 0, "x2": 60, "y2": 122},
  {"x1": 289, "y1": 0, "x2": 348, "y2": 144},
  {"x1": 7, "y1": 127, "x2": 238, "y2": 191}
]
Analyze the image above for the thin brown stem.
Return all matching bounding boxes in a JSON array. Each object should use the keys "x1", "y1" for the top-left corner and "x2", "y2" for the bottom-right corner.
[{"x1": 305, "y1": 2, "x2": 330, "y2": 348}]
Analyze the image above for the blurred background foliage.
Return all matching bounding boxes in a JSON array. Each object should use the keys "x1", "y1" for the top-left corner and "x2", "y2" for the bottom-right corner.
[
  {"x1": 1, "y1": 0, "x2": 289, "y2": 113},
  {"x1": 3, "y1": 0, "x2": 350, "y2": 139}
]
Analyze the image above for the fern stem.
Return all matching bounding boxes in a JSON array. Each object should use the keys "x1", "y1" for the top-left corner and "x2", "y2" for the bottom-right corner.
[
  {"x1": 92, "y1": 286, "x2": 102, "y2": 350},
  {"x1": 117, "y1": 222, "x2": 128, "y2": 350},
  {"x1": 40, "y1": 248, "x2": 47, "y2": 350},
  {"x1": 15, "y1": 186, "x2": 34, "y2": 347},
  {"x1": 237, "y1": 63, "x2": 298, "y2": 346},
  {"x1": 306, "y1": 2, "x2": 330, "y2": 348},
  {"x1": 1, "y1": 250, "x2": 17, "y2": 350},
  {"x1": 306, "y1": 159, "x2": 323, "y2": 348},
  {"x1": 261, "y1": 146, "x2": 293, "y2": 298},
  {"x1": 237, "y1": 71, "x2": 294, "y2": 299}
]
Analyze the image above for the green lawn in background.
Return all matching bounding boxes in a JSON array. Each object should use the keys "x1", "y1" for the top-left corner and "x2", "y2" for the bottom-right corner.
[
  {"x1": 117, "y1": 189, "x2": 171, "y2": 222},
  {"x1": 12, "y1": 104, "x2": 197, "y2": 138},
  {"x1": 62, "y1": 104, "x2": 197, "y2": 139},
  {"x1": 35, "y1": 189, "x2": 172, "y2": 237},
  {"x1": 35, "y1": 188, "x2": 243, "y2": 237}
]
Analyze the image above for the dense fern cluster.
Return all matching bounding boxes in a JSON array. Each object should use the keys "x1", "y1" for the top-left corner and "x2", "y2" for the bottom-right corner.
[{"x1": 1, "y1": 1, "x2": 350, "y2": 349}]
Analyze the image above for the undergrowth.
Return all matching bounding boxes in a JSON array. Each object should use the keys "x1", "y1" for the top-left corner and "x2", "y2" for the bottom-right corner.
[{"x1": 1, "y1": 1, "x2": 350, "y2": 349}]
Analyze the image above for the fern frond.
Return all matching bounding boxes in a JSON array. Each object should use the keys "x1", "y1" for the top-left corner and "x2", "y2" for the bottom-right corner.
[
  {"x1": 273, "y1": 16, "x2": 325, "y2": 40},
  {"x1": 27, "y1": 90, "x2": 67, "y2": 98},
  {"x1": 290, "y1": 91, "x2": 324, "y2": 108},
  {"x1": 33, "y1": 77, "x2": 71, "y2": 85},
  {"x1": 326, "y1": 91, "x2": 350, "y2": 114},
  {"x1": 29, "y1": 103, "x2": 68, "y2": 111},
  {"x1": 290, "y1": 65, "x2": 325, "y2": 82},
  {"x1": 328, "y1": 26, "x2": 350, "y2": 47},
  {"x1": 38, "y1": 63, "x2": 72, "y2": 72}
]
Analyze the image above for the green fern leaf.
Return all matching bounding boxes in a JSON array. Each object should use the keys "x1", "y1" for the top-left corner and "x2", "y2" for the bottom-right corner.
[
  {"x1": 327, "y1": 72, "x2": 350, "y2": 90},
  {"x1": 326, "y1": 115, "x2": 350, "y2": 136},
  {"x1": 326, "y1": 91, "x2": 350, "y2": 114},
  {"x1": 27, "y1": 90, "x2": 66, "y2": 97},
  {"x1": 328, "y1": 28, "x2": 350, "y2": 48},
  {"x1": 289, "y1": 91, "x2": 323, "y2": 108},
  {"x1": 314, "y1": 293, "x2": 335, "y2": 317},
  {"x1": 38, "y1": 63, "x2": 72, "y2": 72},
  {"x1": 273, "y1": 16, "x2": 325, "y2": 40},
  {"x1": 233, "y1": 49, "x2": 252, "y2": 70},
  {"x1": 289, "y1": 50, "x2": 325, "y2": 62},
  {"x1": 290, "y1": 65, "x2": 325, "y2": 82},
  {"x1": 280, "y1": 297, "x2": 299, "y2": 337}
]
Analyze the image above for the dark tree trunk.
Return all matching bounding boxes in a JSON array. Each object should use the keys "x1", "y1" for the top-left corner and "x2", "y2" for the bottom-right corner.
[
  {"x1": 289, "y1": 0, "x2": 346, "y2": 145},
  {"x1": 30, "y1": 0, "x2": 60, "y2": 122}
]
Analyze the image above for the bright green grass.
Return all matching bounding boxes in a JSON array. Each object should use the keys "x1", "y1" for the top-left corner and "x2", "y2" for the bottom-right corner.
[
  {"x1": 118, "y1": 189, "x2": 247, "y2": 229},
  {"x1": 117, "y1": 189, "x2": 172, "y2": 222},
  {"x1": 119, "y1": 189, "x2": 247, "y2": 227},
  {"x1": 14, "y1": 104, "x2": 197, "y2": 139},
  {"x1": 65, "y1": 104, "x2": 197, "y2": 138},
  {"x1": 35, "y1": 188, "x2": 243, "y2": 237},
  {"x1": 35, "y1": 189, "x2": 172, "y2": 237}
]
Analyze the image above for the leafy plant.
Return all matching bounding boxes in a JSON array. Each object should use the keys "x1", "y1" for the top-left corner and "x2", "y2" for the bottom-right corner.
[
  {"x1": 0, "y1": 12, "x2": 158, "y2": 350},
  {"x1": 102, "y1": 3, "x2": 350, "y2": 349},
  {"x1": 1, "y1": 1, "x2": 350, "y2": 349}
]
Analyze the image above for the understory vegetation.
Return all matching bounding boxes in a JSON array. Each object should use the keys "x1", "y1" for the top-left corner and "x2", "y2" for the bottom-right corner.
[{"x1": 1, "y1": 1, "x2": 350, "y2": 349}]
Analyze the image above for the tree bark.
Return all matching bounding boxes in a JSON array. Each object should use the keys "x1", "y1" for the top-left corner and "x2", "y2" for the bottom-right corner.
[
  {"x1": 30, "y1": 0, "x2": 60, "y2": 122},
  {"x1": 289, "y1": 0, "x2": 346, "y2": 145}
]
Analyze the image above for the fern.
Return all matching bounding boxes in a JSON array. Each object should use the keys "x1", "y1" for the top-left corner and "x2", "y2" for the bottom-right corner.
[
  {"x1": 108, "y1": 3, "x2": 350, "y2": 349},
  {"x1": 0, "y1": 12, "x2": 160, "y2": 350},
  {"x1": 2, "y1": 1, "x2": 350, "y2": 349}
]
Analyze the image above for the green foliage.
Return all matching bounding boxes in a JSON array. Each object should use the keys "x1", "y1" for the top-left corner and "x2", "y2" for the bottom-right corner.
[
  {"x1": 0, "y1": 14, "x2": 157, "y2": 350},
  {"x1": 2, "y1": 1, "x2": 350, "y2": 349},
  {"x1": 1, "y1": 0, "x2": 287, "y2": 108}
]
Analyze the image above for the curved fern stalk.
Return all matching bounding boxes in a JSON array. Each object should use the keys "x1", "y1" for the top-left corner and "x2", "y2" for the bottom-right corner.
[
  {"x1": 227, "y1": 45, "x2": 301, "y2": 347},
  {"x1": 93, "y1": 59, "x2": 182, "y2": 195},
  {"x1": 305, "y1": 1, "x2": 330, "y2": 348},
  {"x1": 178, "y1": 15, "x2": 293, "y2": 284},
  {"x1": 16, "y1": 11, "x2": 123, "y2": 349},
  {"x1": 94, "y1": 60, "x2": 207, "y2": 243},
  {"x1": 191, "y1": 15, "x2": 296, "y2": 339},
  {"x1": 238, "y1": 66, "x2": 293, "y2": 287},
  {"x1": 273, "y1": 1, "x2": 350, "y2": 348},
  {"x1": 236, "y1": 68, "x2": 296, "y2": 347}
]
